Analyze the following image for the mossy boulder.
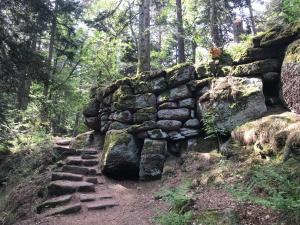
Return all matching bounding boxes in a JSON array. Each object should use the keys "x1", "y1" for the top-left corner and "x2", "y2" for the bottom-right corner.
[
  {"x1": 83, "y1": 98, "x2": 100, "y2": 117},
  {"x1": 70, "y1": 131, "x2": 105, "y2": 149},
  {"x1": 101, "y1": 129, "x2": 140, "y2": 178},
  {"x1": 165, "y1": 63, "x2": 195, "y2": 87},
  {"x1": 139, "y1": 138, "x2": 167, "y2": 180},
  {"x1": 231, "y1": 112, "x2": 300, "y2": 161},
  {"x1": 230, "y1": 59, "x2": 280, "y2": 77},
  {"x1": 198, "y1": 77, "x2": 267, "y2": 134},
  {"x1": 112, "y1": 93, "x2": 156, "y2": 111},
  {"x1": 234, "y1": 47, "x2": 285, "y2": 65},
  {"x1": 157, "y1": 85, "x2": 192, "y2": 104},
  {"x1": 280, "y1": 39, "x2": 300, "y2": 114},
  {"x1": 259, "y1": 21, "x2": 300, "y2": 47},
  {"x1": 84, "y1": 116, "x2": 101, "y2": 131}
]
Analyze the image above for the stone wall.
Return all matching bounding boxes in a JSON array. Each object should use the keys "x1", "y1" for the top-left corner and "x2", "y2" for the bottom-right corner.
[{"x1": 83, "y1": 22, "x2": 300, "y2": 180}]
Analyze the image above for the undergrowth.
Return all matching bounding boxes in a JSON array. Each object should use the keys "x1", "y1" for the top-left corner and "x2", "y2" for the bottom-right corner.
[
  {"x1": 154, "y1": 181, "x2": 194, "y2": 225},
  {"x1": 229, "y1": 159, "x2": 300, "y2": 223},
  {"x1": 0, "y1": 133, "x2": 58, "y2": 225}
]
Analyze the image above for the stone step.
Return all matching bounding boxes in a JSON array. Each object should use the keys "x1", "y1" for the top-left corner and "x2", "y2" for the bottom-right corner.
[
  {"x1": 45, "y1": 203, "x2": 81, "y2": 216},
  {"x1": 48, "y1": 180, "x2": 95, "y2": 195},
  {"x1": 51, "y1": 172, "x2": 83, "y2": 181},
  {"x1": 85, "y1": 177, "x2": 99, "y2": 184},
  {"x1": 77, "y1": 149, "x2": 98, "y2": 155},
  {"x1": 82, "y1": 154, "x2": 98, "y2": 159},
  {"x1": 86, "y1": 199, "x2": 119, "y2": 210},
  {"x1": 62, "y1": 165, "x2": 97, "y2": 175},
  {"x1": 55, "y1": 139, "x2": 71, "y2": 146},
  {"x1": 80, "y1": 193, "x2": 113, "y2": 202},
  {"x1": 37, "y1": 195, "x2": 73, "y2": 214},
  {"x1": 54, "y1": 146, "x2": 80, "y2": 156},
  {"x1": 66, "y1": 156, "x2": 98, "y2": 167}
]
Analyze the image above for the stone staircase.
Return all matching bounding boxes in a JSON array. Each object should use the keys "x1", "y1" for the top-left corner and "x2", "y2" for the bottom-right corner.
[{"x1": 37, "y1": 142, "x2": 119, "y2": 216}]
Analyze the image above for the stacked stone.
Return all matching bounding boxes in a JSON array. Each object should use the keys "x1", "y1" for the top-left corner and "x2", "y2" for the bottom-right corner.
[
  {"x1": 230, "y1": 22, "x2": 300, "y2": 106},
  {"x1": 82, "y1": 22, "x2": 300, "y2": 181}
]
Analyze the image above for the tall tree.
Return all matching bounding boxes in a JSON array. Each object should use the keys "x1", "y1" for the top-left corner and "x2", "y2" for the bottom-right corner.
[
  {"x1": 176, "y1": 0, "x2": 185, "y2": 63},
  {"x1": 138, "y1": 0, "x2": 151, "y2": 73},
  {"x1": 210, "y1": 0, "x2": 221, "y2": 47},
  {"x1": 246, "y1": 0, "x2": 257, "y2": 35}
]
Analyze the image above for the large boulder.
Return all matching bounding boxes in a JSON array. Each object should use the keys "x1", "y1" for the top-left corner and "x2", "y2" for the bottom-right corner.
[
  {"x1": 230, "y1": 112, "x2": 300, "y2": 161},
  {"x1": 280, "y1": 39, "x2": 300, "y2": 114},
  {"x1": 139, "y1": 138, "x2": 167, "y2": 180},
  {"x1": 84, "y1": 116, "x2": 101, "y2": 131},
  {"x1": 165, "y1": 64, "x2": 195, "y2": 87},
  {"x1": 198, "y1": 77, "x2": 267, "y2": 134},
  {"x1": 112, "y1": 93, "x2": 156, "y2": 111},
  {"x1": 83, "y1": 99, "x2": 100, "y2": 117},
  {"x1": 259, "y1": 22, "x2": 300, "y2": 47},
  {"x1": 230, "y1": 59, "x2": 281, "y2": 77},
  {"x1": 101, "y1": 129, "x2": 140, "y2": 178},
  {"x1": 157, "y1": 85, "x2": 191, "y2": 104}
]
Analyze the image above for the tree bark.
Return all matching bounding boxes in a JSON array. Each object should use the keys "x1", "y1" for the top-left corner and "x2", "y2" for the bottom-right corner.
[
  {"x1": 137, "y1": 0, "x2": 151, "y2": 74},
  {"x1": 41, "y1": 1, "x2": 57, "y2": 124},
  {"x1": 210, "y1": 0, "x2": 220, "y2": 47},
  {"x1": 176, "y1": 0, "x2": 185, "y2": 63},
  {"x1": 247, "y1": 0, "x2": 257, "y2": 35}
]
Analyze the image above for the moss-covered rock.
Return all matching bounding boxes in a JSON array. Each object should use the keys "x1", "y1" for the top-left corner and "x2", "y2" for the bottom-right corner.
[
  {"x1": 139, "y1": 138, "x2": 167, "y2": 180},
  {"x1": 280, "y1": 39, "x2": 300, "y2": 114},
  {"x1": 101, "y1": 129, "x2": 140, "y2": 178},
  {"x1": 166, "y1": 63, "x2": 195, "y2": 87},
  {"x1": 70, "y1": 131, "x2": 105, "y2": 150},
  {"x1": 230, "y1": 59, "x2": 280, "y2": 77},
  {"x1": 199, "y1": 77, "x2": 267, "y2": 134},
  {"x1": 231, "y1": 112, "x2": 300, "y2": 161},
  {"x1": 259, "y1": 21, "x2": 300, "y2": 47},
  {"x1": 83, "y1": 98, "x2": 100, "y2": 117},
  {"x1": 233, "y1": 47, "x2": 285, "y2": 65}
]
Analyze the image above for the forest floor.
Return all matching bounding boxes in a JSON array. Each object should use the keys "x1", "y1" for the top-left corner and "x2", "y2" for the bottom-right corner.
[{"x1": 11, "y1": 149, "x2": 280, "y2": 225}]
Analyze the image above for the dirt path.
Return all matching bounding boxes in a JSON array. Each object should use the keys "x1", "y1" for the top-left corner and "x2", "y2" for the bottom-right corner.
[{"x1": 16, "y1": 173, "x2": 164, "y2": 225}]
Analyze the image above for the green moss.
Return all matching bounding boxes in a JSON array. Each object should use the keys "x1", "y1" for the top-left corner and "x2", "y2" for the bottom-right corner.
[
  {"x1": 102, "y1": 129, "x2": 132, "y2": 165},
  {"x1": 158, "y1": 90, "x2": 171, "y2": 102},
  {"x1": 165, "y1": 62, "x2": 192, "y2": 75},
  {"x1": 284, "y1": 39, "x2": 300, "y2": 64},
  {"x1": 112, "y1": 85, "x2": 133, "y2": 102}
]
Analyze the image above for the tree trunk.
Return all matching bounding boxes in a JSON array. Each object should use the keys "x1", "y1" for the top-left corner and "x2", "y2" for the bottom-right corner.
[
  {"x1": 247, "y1": 0, "x2": 257, "y2": 35},
  {"x1": 210, "y1": 0, "x2": 220, "y2": 47},
  {"x1": 16, "y1": 34, "x2": 37, "y2": 110},
  {"x1": 41, "y1": 1, "x2": 57, "y2": 124},
  {"x1": 192, "y1": 40, "x2": 197, "y2": 63},
  {"x1": 137, "y1": 0, "x2": 150, "y2": 74},
  {"x1": 176, "y1": 0, "x2": 185, "y2": 63},
  {"x1": 72, "y1": 111, "x2": 80, "y2": 137}
]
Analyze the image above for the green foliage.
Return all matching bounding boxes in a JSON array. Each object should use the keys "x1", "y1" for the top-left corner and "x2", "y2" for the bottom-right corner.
[
  {"x1": 283, "y1": 0, "x2": 300, "y2": 23},
  {"x1": 230, "y1": 160, "x2": 300, "y2": 223},
  {"x1": 154, "y1": 182, "x2": 193, "y2": 225},
  {"x1": 225, "y1": 35, "x2": 252, "y2": 62},
  {"x1": 202, "y1": 111, "x2": 226, "y2": 138},
  {"x1": 155, "y1": 181, "x2": 192, "y2": 212}
]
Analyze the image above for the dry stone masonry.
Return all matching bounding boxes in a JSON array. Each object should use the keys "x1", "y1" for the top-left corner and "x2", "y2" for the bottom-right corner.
[{"x1": 83, "y1": 21, "x2": 300, "y2": 180}]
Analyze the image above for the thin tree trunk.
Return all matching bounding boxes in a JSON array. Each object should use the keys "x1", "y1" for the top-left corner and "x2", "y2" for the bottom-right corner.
[
  {"x1": 72, "y1": 111, "x2": 80, "y2": 137},
  {"x1": 192, "y1": 40, "x2": 197, "y2": 63},
  {"x1": 247, "y1": 0, "x2": 257, "y2": 35},
  {"x1": 41, "y1": 1, "x2": 57, "y2": 124},
  {"x1": 137, "y1": 0, "x2": 150, "y2": 74},
  {"x1": 176, "y1": 0, "x2": 185, "y2": 63},
  {"x1": 210, "y1": 0, "x2": 220, "y2": 46}
]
